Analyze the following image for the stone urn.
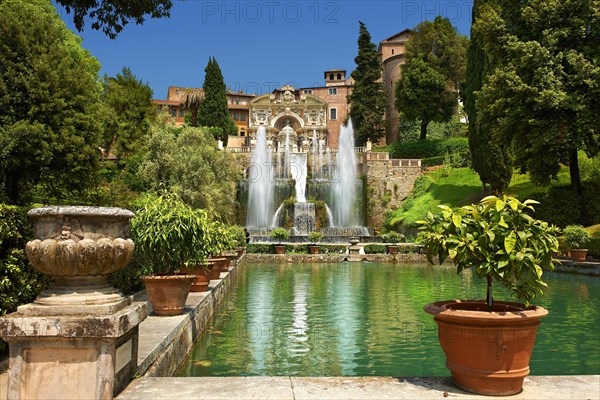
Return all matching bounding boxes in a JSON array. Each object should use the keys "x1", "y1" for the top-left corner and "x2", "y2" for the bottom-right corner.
[{"x1": 22, "y1": 206, "x2": 135, "y2": 315}]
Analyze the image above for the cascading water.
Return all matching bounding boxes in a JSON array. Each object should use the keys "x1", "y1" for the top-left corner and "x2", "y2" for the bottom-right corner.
[
  {"x1": 331, "y1": 119, "x2": 358, "y2": 226},
  {"x1": 246, "y1": 126, "x2": 274, "y2": 227}
]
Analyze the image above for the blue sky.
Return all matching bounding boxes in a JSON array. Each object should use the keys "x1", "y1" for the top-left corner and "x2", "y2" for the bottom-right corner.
[{"x1": 55, "y1": 1, "x2": 474, "y2": 99}]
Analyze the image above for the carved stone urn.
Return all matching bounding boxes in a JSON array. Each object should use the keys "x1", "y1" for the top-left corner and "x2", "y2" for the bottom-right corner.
[{"x1": 22, "y1": 206, "x2": 135, "y2": 315}]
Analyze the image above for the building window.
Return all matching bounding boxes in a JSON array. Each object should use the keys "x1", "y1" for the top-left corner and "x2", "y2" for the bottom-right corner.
[
  {"x1": 329, "y1": 73, "x2": 334, "y2": 80},
  {"x1": 240, "y1": 113, "x2": 246, "y2": 121},
  {"x1": 234, "y1": 112, "x2": 239, "y2": 121},
  {"x1": 337, "y1": 73, "x2": 342, "y2": 80},
  {"x1": 179, "y1": 110, "x2": 184, "y2": 117},
  {"x1": 392, "y1": 49, "x2": 395, "y2": 55},
  {"x1": 303, "y1": 89, "x2": 312, "y2": 94},
  {"x1": 236, "y1": 100, "x2": 240, "y2": 105},
  {"x1": 171, "y1": 109, "x2": 177, "y2": 117},
  {"x1": 328, "y1": 88, "x2": 337, "y2": 95},
  {"x1": 240, "y1": 128, "x2": 246, "y2": 136},
  {"x1": 330, "y1": 108, "x2": 337, "y2": 120}
]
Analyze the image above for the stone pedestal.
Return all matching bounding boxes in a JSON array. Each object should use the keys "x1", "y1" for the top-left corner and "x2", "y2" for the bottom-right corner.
[
  {"x1": 0, "y1": 302, "x2": 147, "y2": 399},
  {"x1": 0, "y1": 206, "x2": 144, "y2": 400}
]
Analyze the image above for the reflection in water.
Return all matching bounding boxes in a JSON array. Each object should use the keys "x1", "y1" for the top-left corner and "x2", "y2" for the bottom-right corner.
[{"x1": 178, "y1": 263, "x2": 600, "y2": 377}]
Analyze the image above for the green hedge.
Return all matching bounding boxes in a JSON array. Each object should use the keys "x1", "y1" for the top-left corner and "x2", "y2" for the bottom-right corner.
[
  {"x1": 0, "y1": 205, "x2": 50, "y2": 354},
  {"x1": 364, "y1": 244, "x2": 421, "y2": 254},
  {"x1": 247, "y1": 243, "x2": 347, "y2": 254},
  {"x1": 389, "y1": 137, "x2": 469, "y2": 160}
]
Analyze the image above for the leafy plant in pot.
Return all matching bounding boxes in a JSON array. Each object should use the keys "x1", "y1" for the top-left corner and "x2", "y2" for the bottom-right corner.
[
  {"x1": 308, "y1": 231, "x2": 323, "y2": 254},
  {"x1": 131, "y1": 192, "x2": 201, "y2": 316},
  {"x1": 417, "y1": 196, "x2": 559, "y2": 396},
  {"x1": 381, "y1": 231, "x2": 405, "y2": 254},
  {"x1": 271, "y1": 228, "x2": 289, "y2": 254},
  {"x1": 563, "y1": 225, "x2": 590, "y2": 262}
]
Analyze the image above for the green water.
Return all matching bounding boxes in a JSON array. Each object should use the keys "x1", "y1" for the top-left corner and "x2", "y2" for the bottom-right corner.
[{"x1": 177, "y1": 263, "x2": 600, "y2": 377}]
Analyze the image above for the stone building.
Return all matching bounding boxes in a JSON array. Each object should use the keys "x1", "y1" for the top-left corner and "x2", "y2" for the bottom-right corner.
[
  {"x1": 298, "y1": 69, "x2": 354, "y2": 149},
  {"x1": 151, "y1": 86, "x2": 256, "y2": 142},
  {"x1": 378, "y1": 29, "x2": 412, "y2": 144}
]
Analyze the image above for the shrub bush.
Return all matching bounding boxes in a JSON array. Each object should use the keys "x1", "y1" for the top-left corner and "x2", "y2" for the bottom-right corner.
[
  {"x1": 563, "y1": 225, "x2": 591, "y2": 250},
  {"x1": 0, "y1": 204, "x2": 50, "y2": 353}
]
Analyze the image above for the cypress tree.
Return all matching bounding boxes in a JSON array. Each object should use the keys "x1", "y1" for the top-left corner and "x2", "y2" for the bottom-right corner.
[
  {"x1": 198, "y1": 57, "x2": 236, "y2": 146},
  {"x1": 349, "y1": 21, "x2": 386, "y2": 145},
  {"x1": 464, "y1": 0, "x2": 512, "y2": 194}
]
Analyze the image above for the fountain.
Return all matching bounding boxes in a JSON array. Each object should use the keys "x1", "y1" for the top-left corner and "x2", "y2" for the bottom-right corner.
[
  {"x1": 245, "y1": 119, "x2": 371, "y2": 243},
  {"x1": 246, "y1": 126, "x2": 274, "y2": 229}
]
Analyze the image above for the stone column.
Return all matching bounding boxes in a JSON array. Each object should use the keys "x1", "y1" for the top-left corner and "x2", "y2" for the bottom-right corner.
[{"x1": 0, "y1": 206, "x2": 147, "y2": 400}]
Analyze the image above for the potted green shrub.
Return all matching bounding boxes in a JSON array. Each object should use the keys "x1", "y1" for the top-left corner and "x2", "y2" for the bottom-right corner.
[
  {"x1": 381, "y1": 231, "x2": 405, "y2": 254},
  {"x1": 271, "y1": 228, "x2": 289, "y2": 254},
  {"x1": 308, "y1": 231, "x2": 323, "y2": 254},
  {"x1": 563, "y1": 224, "x2": 590, "y2": 262},
  {"x1": 417, "y1": 196, "x2": 560, "y2": 396},
  {"x1": 131, "y1": 192, "x2": 203, "y2": 316}
]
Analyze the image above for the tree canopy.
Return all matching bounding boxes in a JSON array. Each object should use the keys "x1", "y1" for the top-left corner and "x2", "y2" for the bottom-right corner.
[
  {"x1": 138, "y1": 122, "x2": 241, "y2": 223},
  {"x1": 474, "y1": 0, "x2": 600, "y2": 223},
  {"x1": 349, "y1": 21, "x2": 386, "y2": 145},
  {"x1": 56, "y1": 0, "x2": 173, "y2": 39},
  {"x1": 0, "y1": 0, "x2": 103, "y2": 204},
  {"x1": 179, "y1": 88, "x2": 204, "y2": 127},
  {"x1": 396, "y1": 16, "x2": 468, "y2": 140},
  {"x1": 100, "y1": 67, "x2": 155, "y2": 158},
  {"x1": 464, "y1": 0, "x2": 513, "y2": 194}
]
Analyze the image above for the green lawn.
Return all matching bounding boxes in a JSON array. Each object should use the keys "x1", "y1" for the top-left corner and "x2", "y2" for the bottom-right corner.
[{"x1": 386, "y1": 165, "x2": 572, "y2": 231}]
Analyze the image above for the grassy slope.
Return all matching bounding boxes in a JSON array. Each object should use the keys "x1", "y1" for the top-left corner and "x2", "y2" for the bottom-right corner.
[{"x1": 387, "y1": 165, "x2": 571, "y2": 230}]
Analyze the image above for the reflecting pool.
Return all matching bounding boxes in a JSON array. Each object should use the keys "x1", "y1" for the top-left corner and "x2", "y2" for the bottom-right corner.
[{"x1": 177, "y1": 263, "x2": 600, "y2": 376}]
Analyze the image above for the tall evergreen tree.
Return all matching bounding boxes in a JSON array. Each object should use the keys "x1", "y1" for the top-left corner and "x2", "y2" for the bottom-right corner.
[
  {"x1": 0, "y1": 0, "x2": 102, "y2": 204},
  {"x1": 198, "y1": 57, "x2": 236, "y2": 146},
  {"x1": 464, "y1": 0, "x2": 512, "y2": 194},
  {"x1": 100, "y1": 67, "x2": 155, "y2": 158},
  {"x1": 474, "y1": 0, "x2": 600, "y2": 224},
  {"x1": 396, "y1": 16, "x2": 468, "y2": 140},
  {"x1": 349, "y1": 21, "x2": 386, "y2": 145}
]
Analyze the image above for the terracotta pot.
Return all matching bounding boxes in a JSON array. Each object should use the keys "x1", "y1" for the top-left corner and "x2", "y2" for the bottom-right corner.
[
  {"x1": 179, "y1": 264, "x2": 212, "y2": 292},
  {"x1": 424, "y1": 300, "x2": 548, "y2": 396},
  {"x1": 387, "y1": 245, "x2": 399, "y2": 254},
  {"x1": 207, "y1": 257, "x2": 227, "y2": 279},
  {"x1": 221, "y1": 254, "x2": 236, "y2": 271},
  {"x1": 274, "y1": 245, "x2": 285, "y2": 254},
  {"x1": 236, "y1": 247, "x2": 246, "y2": 257},
  {"x1": 570, "y1": 249, "x2": 588, "y2": 262},
  {"x1": 141, "y1": 274, "x2": 195, "y2": 316},
  {"x1": 309, "y1": 245, "x2": 320, "y2": 254}
]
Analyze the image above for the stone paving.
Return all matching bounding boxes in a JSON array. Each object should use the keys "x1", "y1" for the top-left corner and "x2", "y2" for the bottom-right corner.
[{"x1": 117, "y1": 375, "x2": 600, "y2": 400}]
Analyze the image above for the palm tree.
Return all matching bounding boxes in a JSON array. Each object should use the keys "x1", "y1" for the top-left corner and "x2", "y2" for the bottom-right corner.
[{"x1": 179, "y1": 88, "x2": 204, "y2": 126}]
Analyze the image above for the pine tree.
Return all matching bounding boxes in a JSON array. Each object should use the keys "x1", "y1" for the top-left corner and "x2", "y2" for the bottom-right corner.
[
  {"x1": 349, "y1": 21, "x2": 386, "y2": 145},
  {"x1": 396, "y1": 16, "x2": 468, "y2": 140},
  {"x1": 198, "y1": 57, "x2": 236, "y2": 146},
  {"x1": 464, "y1": 0, "x2": 512, "y2": 194}
]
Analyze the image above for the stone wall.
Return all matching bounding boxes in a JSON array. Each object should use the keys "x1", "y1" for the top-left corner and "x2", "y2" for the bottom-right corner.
[{"x1": 362, "y1": 155, "x2": 422, "y2": 230}]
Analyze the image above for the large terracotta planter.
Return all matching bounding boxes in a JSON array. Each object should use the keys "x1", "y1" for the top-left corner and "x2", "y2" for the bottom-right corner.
[
  {"x1": 424, "y1": 299, "x2": 548, "y2": 396},
  {"x1": 309, "y1": 245, "x2": 320, "y2": 254},
  {"x1": 179, "y1": 264, "x2": 212, "y2": 292},
  {"x1": 570, "y1": 249, "x2": 588, "y2": 262},
  {"x1": 141, "y1": 274, "x2": 194, "y2": 316},
  {"x1": 274, "y1": 245, "x2": 286, "y2": 254}
]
